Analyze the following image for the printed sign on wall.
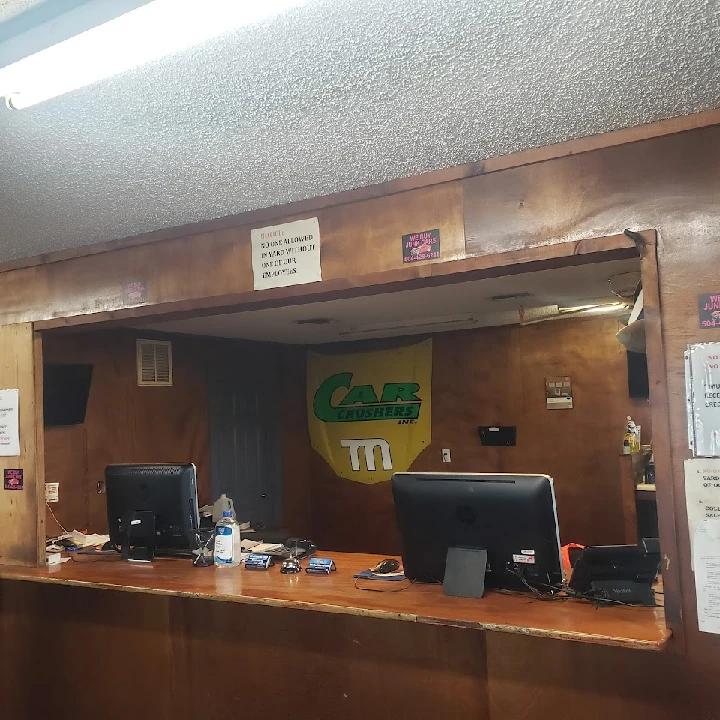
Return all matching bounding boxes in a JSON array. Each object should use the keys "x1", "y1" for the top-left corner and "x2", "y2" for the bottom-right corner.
[
  {"x1": 699, "y1": 293, "x2": 720, "y2": 328},
  {"x1": 687, "y1": 343, "x2": 720, "y2": 456},
  {"x1": 402, "y1": 229, "x2": 440, "y2": 263},
  {"x1": 0, "y1": 389, "x2": 20, "y2": 457},
  {"x1": 3, "y1": 469, "x2": 22, "y2": 490},
  {"x1": 251, "y1": 217, "x2": 321, "y2": 290},
  {"x1": 307, "y1": 340, "x2": 432, "y2": 484},
  {"x1": 545, "y1": 376, "x2": 573, "y2": 409}
]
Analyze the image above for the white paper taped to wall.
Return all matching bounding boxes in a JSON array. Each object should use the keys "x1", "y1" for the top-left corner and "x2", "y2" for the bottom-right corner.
[
  {"x1": 694, "y1": 518, "x2": 720, "y2": 635},
  {"x1": 685, "y1": 459, "x2": 720, "y2": 570},
  {"x1": 687, "y1": 343, "x2": 720, "y2": 456},
  {"x1": 0, "y1": 389, "x2": 20, "y2": 457}
]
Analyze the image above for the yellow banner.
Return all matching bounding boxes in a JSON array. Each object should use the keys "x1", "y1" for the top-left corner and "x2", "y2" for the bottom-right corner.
[{"x1": 307, "y1": 340, "x2": 432, "y2": 484}]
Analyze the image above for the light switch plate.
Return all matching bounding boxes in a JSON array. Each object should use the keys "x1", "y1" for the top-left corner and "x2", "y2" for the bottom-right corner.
[{"x1": 442, "y1": 449, "x2": 451, "y2": 463}]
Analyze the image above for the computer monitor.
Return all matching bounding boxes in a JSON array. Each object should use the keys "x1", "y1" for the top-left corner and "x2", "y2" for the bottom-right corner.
[
  {"x1": 106, "y1": 464, "x2": 200, "y2": 559},
  {"x1": 391, "y1": 472, "x2": 563, "y2": 593}
]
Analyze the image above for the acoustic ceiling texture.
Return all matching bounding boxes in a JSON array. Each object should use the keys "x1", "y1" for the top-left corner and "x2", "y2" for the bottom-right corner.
[{"x1": 0, "y1": 0, "x2": 718, "y2": 262}]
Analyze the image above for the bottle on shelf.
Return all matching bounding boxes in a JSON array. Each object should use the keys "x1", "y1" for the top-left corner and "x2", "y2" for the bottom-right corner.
[{"x1": 623, "y1": 416, "x2": 636, "y2": 455}]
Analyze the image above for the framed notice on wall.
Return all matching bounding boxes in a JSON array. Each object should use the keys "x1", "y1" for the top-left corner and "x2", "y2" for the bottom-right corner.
[
  {"x1": 545, "y1": 376, "x2": 573, "y2": 409},
  {"x1": 251, "y1": 217, "x2": 321, "y2": 291}
]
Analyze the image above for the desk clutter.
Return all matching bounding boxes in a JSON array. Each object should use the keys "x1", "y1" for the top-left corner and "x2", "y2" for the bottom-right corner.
[{"x1": 79, "y1": 465, "x2": 664, "y2": 607}]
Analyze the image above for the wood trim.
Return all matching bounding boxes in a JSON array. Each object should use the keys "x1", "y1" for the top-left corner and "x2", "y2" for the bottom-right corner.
[
  {"x1": 638, "y1": 230, "x2": 685, "y2": 653},
  {"x1": 0, "y1": 324, "x2": 42, "y2": 566},
  {"x1": 3, "y1": 109, "x2": 719, "y2": 276},
  {"x1": 482, "y1": 110, "x2": 720, "y2": 173},
  {"x1": 0, "y1": 553, "x2": 671, "y2": 650},
  {"x1": 35, "y1": 233, "x2": 638, "y2": 332},
  {"x1": 32, "y1": 332, "x2": 45, "y2": 567}
]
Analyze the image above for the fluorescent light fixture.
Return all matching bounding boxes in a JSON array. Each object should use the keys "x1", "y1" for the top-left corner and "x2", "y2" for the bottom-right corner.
[
  {"x1": 520, "y1": 302, "x2": 629, "y2": 326},
  {"x1": 566, "y1": 302, "x2": 629, "y2": 315},
  {"x1": 340, "y1": 314, "x2": 480, "y2": 339},
  {"x1": 0, "y1": 0, "x2": 306, "y2": 109}
]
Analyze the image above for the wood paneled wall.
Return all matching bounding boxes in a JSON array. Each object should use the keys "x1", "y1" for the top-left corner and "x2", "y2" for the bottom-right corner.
[
  {"x1": 0, "y1": 324, "x2": 44, "y2": 565},
  {"x1": 3, "y1": 125, "x2": 720, "y2": 714},
  {"x1": 0, "y1": 580, "x2": 489, "y2": 720},
  {"x1": 42, "y1": 331, "x2": 211, "y2": 534},
  {"x1": 460, "y1": 126, "x2": 720, "y2": 663},
  {"x1": 0, "y1": 183, "x2": 465, "y2": 327},
  {"x1": 287, "y1": 316, "x2": 648, "y2": 553},
  {"x1": 2, "y1": 578, "x2": 716, "y2": 720}
]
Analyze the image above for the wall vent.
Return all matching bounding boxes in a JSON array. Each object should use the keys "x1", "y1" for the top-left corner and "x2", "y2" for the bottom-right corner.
[{"x1": 136, "y1": 339, "x2": 172, "y2": 387}]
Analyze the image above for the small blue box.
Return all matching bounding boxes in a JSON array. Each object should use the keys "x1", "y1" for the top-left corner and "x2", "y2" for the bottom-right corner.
[
  {"x1": 305, "y1": 557, "x2": 336, "y2": 575},
  {"x1": 245, "y1": 553, "x2": 273, "y2": 570}
]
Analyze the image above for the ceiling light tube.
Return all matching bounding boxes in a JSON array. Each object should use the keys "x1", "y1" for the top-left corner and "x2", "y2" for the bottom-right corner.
[
  {"x1": 0, "y1": 0, "x2": 306, "y2": 109},
  {"x1": 340, "y1": 314, "x2": 480, "y2": 338}
]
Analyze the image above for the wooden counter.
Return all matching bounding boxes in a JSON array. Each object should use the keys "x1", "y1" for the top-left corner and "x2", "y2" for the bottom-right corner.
[{"x1": 0, "y1": 551, "x2": 669, "y2": 651}]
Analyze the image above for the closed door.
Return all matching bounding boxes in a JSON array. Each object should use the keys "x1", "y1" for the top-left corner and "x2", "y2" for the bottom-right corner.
[{"x1": 208, "y1": 362, "x2": 281, "y2": 529}]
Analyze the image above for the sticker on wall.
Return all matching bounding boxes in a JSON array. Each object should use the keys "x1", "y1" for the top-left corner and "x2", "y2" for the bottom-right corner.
[
  {"x1": 545, "y1": 376, "x2": 573, "y2": 409},
  {"x1": 307, "y1": 340, "x2": 432, "y2": 484},
  {"x1": 402, "y1": 228, "x2": 440, "y2": 264},
  {"x1": 122, "y1": 280, "x2": 148, "y2": 306},
  {"x1": 251, "y1": 217, "x2": 321, "y2": 291},
  {"x1": 699, "y1": 293, "x2": 720, "y2": 329},
  {"x1": 0, "y1": 389, "x2": 20, "y2": 457},
  {"x1": 3, "y1": 468, "x2": 23, "y2": 490}
]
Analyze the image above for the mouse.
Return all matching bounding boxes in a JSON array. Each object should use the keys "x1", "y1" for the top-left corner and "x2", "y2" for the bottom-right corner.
[{"x1": 371, "y1": 558, "x2": 400, "y2": 574}]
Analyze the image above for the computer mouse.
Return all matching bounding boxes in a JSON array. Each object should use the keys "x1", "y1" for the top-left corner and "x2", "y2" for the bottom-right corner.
[{"x1": 371, "y1": 558, "x2": 400, "y2": 574}]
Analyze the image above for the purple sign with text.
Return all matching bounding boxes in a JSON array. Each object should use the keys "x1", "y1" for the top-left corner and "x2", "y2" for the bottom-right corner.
[
  {"x1": 699, "y1": 293, "x2": 720, "y2": 328},
  {"x1": 3, "y1": 468, "x2": 23, "y2": 490},
  {"x1": 402, "y1": 229, "x2": 440, "y2": 264}
]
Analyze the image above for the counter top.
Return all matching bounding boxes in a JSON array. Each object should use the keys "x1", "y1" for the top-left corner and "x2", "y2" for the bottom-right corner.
[
  {"x1": 0, "y1": 551, "x2": 670, "y2": 651},
  {"x1": 636, "y1": 484, "x2": 657, "y2": 492}
]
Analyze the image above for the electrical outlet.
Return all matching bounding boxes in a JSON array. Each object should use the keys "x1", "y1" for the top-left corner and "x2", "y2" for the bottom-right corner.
[
  {"x1": 442, "y1": 448, "x2": 451, "y2": 463},
  {"x1": 97, "y1": 479, "x2": 106, "y2": 494}
]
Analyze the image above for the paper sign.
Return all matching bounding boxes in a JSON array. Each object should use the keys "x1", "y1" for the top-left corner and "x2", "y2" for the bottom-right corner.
[
  {"x1": 3, "y1": 469, "x2": 22, "y2": 490},
  {"x1": 0, "y1": 389, "x2": 20, "y2": 457},
  {"x1": 45, "y1": 482, "x2": 59, "y2": 503},
  {"x1": 685, "y1": 459, "x2": 720, "y2": 569},
  {"x1": 694, "y1": 518, "x2": 720, "y2": 634},
  {"x1": 687, "y1": 343, "x2": 720, "y2": 456},
  {"x1": 545, "y1": 376, "x2": 573, "y2": 409},
  {"x1": 251, "y1": 217, "x2": 321, "y2": 291}
]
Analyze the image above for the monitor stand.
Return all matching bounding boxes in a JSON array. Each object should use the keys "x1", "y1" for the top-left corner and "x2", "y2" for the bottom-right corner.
[
  {"x1": 443, "y1": 547, "x2": 488, "y2": 599},
  {"x1": 121, "y1": 510, "x2": 156, "y2": 562}
]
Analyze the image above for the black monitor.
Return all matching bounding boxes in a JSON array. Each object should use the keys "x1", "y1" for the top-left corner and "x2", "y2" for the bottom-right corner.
[
  {"x1": 43, "y1": 364, "x2": 93, "y2": 427},
  {"x1": 105, "y1": 464, "x2": 200, "y2": 560},
  {"x1": 391, "y1": 472, "x2": 563, "y2": 593}
]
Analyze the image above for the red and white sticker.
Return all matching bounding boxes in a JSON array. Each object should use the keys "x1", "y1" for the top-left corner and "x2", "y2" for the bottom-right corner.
[{"x1": 512, "y1": 554, "x2": 536, "y2": 564}]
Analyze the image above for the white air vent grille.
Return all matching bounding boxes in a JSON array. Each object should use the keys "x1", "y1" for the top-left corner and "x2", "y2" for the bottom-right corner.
[{"x1": 136, "y1": 339, "x2": 172, "y2": 386}]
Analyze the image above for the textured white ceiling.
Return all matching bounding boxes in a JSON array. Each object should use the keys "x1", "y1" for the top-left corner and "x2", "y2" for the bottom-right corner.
[
  {"x1": 0, "y1": 0, "x2": 718, "y2": 263},
  {"x1": 135, "y1": 258, "x2": 640, "y2": 343},
  {"x1": 0, "y1": 0, "x2": 43, "y2": 23}
]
